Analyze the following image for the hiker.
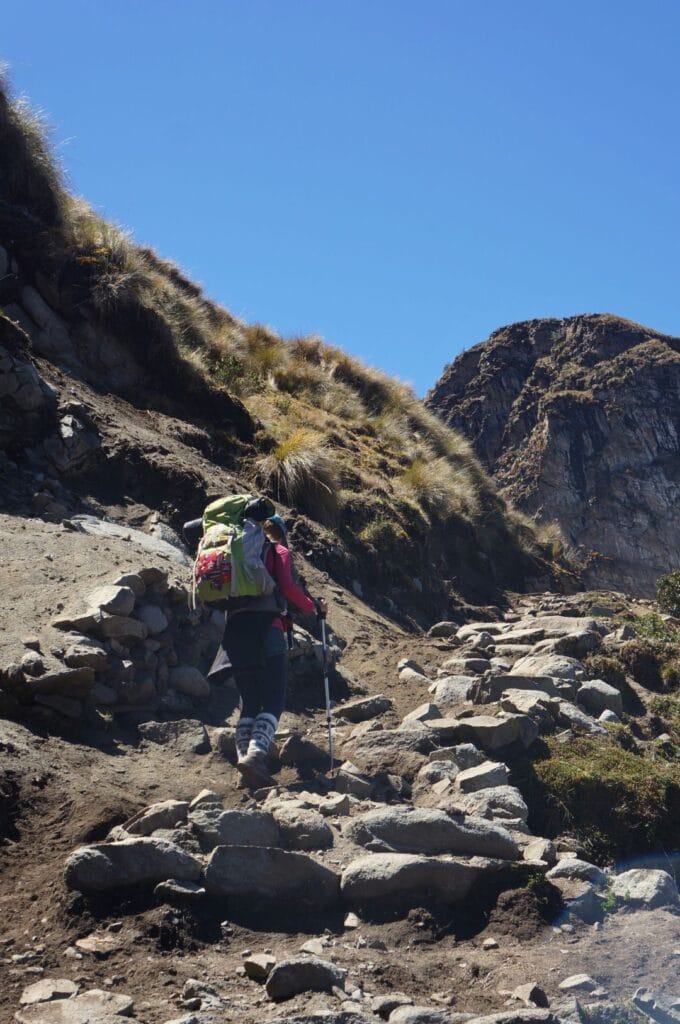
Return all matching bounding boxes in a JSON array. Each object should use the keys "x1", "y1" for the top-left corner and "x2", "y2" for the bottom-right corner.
[
  {"x1": 232, "y1": 508, "x2": 327, "y2": 786},
  {"x1": 199, "y1": 499, "x2": 328, "y2": 788}
]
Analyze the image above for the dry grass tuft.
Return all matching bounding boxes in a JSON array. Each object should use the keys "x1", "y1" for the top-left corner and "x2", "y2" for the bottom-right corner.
[
  {"x1": 397, "y1": 455, "x2": 481, "y2": 521},
  {"x1": 257, "y1": 428, "x2": 339, "y2": 525},
  {"x1": 0, "y1": 75, "x2": 70, "y2": 233}
]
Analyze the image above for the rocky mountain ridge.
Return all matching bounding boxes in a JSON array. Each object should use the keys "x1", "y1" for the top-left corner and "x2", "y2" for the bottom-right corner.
[{"x1": 427, "y1": 314, "x2": 680, "y2": 595}]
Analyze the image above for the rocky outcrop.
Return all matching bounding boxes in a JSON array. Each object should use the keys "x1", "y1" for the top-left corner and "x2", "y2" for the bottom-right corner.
[{"x1": 427, "y1": 314, "x2": 680, "y2": 594}]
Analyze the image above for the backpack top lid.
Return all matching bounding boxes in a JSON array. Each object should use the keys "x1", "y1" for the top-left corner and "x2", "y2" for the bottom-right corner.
[
  {"x1": 243, "y1": 496, "x2": 276, "y2": 523},
  {"x1": 202, "y1": 493, "x2": 274, "y2": 530}
]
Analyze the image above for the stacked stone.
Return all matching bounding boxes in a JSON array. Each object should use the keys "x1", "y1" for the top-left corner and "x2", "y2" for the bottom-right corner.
[
  {"x1": 54, "y1": 595, "x2": 680, "y2": 1023},
  {"x1": 1, "y1": 569, "x2": 221, "y2": 721}
]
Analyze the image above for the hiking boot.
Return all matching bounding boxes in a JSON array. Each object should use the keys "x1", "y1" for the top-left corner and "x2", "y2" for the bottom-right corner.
[{"x1": 236, "y1": 749, "x2": 275, "y2": 790}]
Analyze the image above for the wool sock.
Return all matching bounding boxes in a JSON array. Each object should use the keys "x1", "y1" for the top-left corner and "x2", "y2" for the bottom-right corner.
[
  {"x1": 235, "y1": 716, "x2": 255, "y2": 761},
  {"x1": 248, "y1": 712, "x2": 278, "y2": 757}
]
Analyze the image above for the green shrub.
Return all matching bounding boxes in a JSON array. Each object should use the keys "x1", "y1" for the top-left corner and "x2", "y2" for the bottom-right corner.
[
  {"x1": 649, "y1": 695, "x2": 680, "y2": 739},
  {"x1": 619, "y1": 639, "x2": 664, "y2": 691},
  {"x1": 585, "y1": 654, "x2": 627, "y2": 691},
  {"x1": 634, "y1": 612, "x2": 680, "y2": 645},
  {"x1": 657, "y1": 570, "x2": 680, "y2": 617}
]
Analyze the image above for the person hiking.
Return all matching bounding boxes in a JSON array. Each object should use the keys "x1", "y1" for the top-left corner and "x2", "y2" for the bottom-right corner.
[{"x1": 204, "y1": 501, "x2": 328, "y2": 788}]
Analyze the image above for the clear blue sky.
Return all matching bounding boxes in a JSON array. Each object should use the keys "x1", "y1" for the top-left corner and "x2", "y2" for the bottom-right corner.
[{"x1": 4, "y1": 1, "x2": 680, "y2": 393}]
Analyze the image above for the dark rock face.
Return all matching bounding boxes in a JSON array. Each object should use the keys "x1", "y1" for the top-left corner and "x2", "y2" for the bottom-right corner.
[{"x1": 427, "y1": 314, "x2": 680, "y2": 595}]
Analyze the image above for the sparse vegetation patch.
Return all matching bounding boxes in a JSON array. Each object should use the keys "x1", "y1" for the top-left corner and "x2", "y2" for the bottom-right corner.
[{"x1": 525, "y1": 735, "x2": 680, "y2": 864}]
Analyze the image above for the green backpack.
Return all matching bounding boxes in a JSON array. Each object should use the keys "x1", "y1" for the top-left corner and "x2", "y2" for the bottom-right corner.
[{"x1": 192, "y1": 494, "x2": 276, "y2": 605}]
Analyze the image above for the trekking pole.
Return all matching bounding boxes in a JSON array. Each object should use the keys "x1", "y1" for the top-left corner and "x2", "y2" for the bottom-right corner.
[{"x1": 319, "y1": 611, "x2": 334, "y2": 777}]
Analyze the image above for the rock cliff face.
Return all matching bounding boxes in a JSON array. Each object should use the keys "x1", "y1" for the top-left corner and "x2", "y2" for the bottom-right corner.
[{"x1": 427, "y1": 314, "x2": 680, "y2": 595}]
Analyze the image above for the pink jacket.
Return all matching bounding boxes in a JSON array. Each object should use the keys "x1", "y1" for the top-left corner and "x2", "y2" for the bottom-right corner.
[{"x1": 265, "y1": 544, "x2": 316, "y2": 629}]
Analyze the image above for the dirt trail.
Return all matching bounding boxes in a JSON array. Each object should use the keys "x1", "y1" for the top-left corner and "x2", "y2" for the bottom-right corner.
[{"x1": 3, "y1": 553, "x2": 680, "y2": 1023}]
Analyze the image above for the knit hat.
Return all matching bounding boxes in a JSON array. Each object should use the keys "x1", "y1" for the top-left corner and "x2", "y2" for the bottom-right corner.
[{"x1": 266, "y1": 513, "x2": 288, "y2": 537}]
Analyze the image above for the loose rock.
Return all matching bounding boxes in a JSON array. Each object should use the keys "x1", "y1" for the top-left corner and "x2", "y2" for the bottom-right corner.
[
  {"x1": 244, "y1": 953, "x2": 277, "y2": 980},
  {"x1": 455, "y1": 760, "x2": 509, "y2": 793},
  {"x1": 265, "y1": 956, "x2": 347, "y2": 1001},
  {"x1": 19, "y1": 979, "x2": 79, "y2": 1005},
  {"x1": 64, "y1": 837, "x2": 201, "y2": 892}
]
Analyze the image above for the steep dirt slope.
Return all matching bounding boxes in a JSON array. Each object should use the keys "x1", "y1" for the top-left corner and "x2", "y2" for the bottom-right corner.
[{"x1": 427, "y1": 314, "x2": 680, "y2": 595}]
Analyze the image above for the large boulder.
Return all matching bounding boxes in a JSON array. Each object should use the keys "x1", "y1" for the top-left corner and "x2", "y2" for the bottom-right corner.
[
  {"x1": 85, "y1": 585, "x2": 136, "y2": 617},
  {"x1": 428, "y1": 714, "x2": 538, "y2": 751},
  {"x1": 389, "y1": 1008, "x2": 453, "y2": 1024},
  {"x1": 344, "y1": 806, "x2": 519, "y2": 859},
  {"x1": 343, "y1": 728, "x2": 434, "y2": 774},
  {"x1": 522, "y1": 615, "x2": 604, "y2": 636},
  {"x1": 577, "y1": 680, "x2": 623, "y2": 717},
  {"x1": 428, "y1": 743, "x2": 485, "y2": 769},
  {"x1": 15, "y1": 988, "x2": 137, "y2": 1023},
  {"x1": 557, "y1": 702, "x2": 607, "y2": 735},
  {"x1": 530, "y1": 632, "x2": 600, "y2": 659},
  {"x1": 500, "y1": 689, "x2": 560, "y2": 731},
  {"x1": 461, "y1": 785, "x2": 529, "y2": 823},
  {"x1": 456, "y1": 623, "x2": 507, "y2": 640},
  {"x1": 0, "y1": 343, "x2": 45, "y2": 412},
  {"x1": 341, "y1": 852, "x2": 491, "y2": 905},
  {"x1": 510, "y1": 654, "x2": 585, "y2": 681},
  {"x1": 334, "y1": 695, "x2": 393, "y2": 722},
  {"x1": 611, "y1": 868, "x2": 679, "y2": 907},
  {"x1": 19, "y1": 979, "x2": 79, "y2": 1006},
  {"x1": 189, "y1": 807, "x2": 279, "y2": 850},
  {"x1": 546, "y1": 858, "x2": 606, "y2": 886},
  {"x1": 429, "y1": 677, "x2": 476, "y2": 706},
  {"x1": 474, "y1": 674, "x2": 573, "y2": 703},
  {"x1": 265, "y1": 957, "x2": 347, "y2": 1001},
  {"x1": 169, "y1": 666, "x2": 210, "y2": 698},
  {"x1": 455, "y1": 760, "x2": 509, "y2": 793},
  {"x1": 204, "y1": 845, "x2": 340, "y2": 908},
  {"x1": 416, "y1": 761, "x2": 460, "y2": 786},
  {"x1": 64, "y1": 838, "x2": 201, "y2": 893},
  {"x1": 63, "y1": 636, "x2": 109, "y2": 671},
  {"x1": 136, "y1": 604, "x2": 169, "y2": 635},
  {"x1": 271, "y1": 805, "x2": 334, "y2": 851},
  {"x1": 465, "y1": 1013, "x2": 555, "y2": 1024}
]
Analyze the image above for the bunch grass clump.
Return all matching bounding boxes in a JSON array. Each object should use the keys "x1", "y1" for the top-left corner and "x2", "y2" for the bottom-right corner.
[
  {"x1": 257, "y1": 428, "x2": 339, "y2": 525},
  {"x1": 527, "y1": 735, "x2": 680, "y2": 864},
  {"x1": 397, "y1": 455, "x2": 481, "y2": 521}
]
